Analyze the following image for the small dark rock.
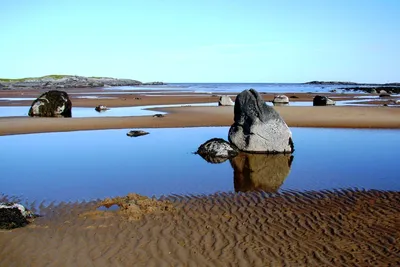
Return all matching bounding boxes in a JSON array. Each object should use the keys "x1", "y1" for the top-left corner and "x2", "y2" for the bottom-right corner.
[
  {"x1": 95, "y1": 105, "x2": 109, "y2": 112},
  {"x1": 127, "y1": 130, "x2": 149, "y2": 137},
  {"x1": 153, "y1": 114, "x2": 165, "y2": 118}
]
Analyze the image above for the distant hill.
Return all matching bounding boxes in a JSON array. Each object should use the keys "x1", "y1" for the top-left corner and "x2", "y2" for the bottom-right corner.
[
  {"x1": 305, "y1": 81, "x2": 360, "y2": 85},
  {"x1": 0, "y1": 75, "x2": 165, "y2": 89}
]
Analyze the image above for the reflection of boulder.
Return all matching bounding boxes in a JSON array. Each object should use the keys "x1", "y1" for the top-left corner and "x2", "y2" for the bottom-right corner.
[
  {"x1": 218, "y1": 95, "x2": 235, "y2": 106},
  {"x1": 228, "y1": 89, "x2": 294, "y2": 153},
  {"x1": 230, "y1": 153, "x2": 293, "y2": 193},
  {"x1": 196, "y1": 138, "x2": 238, "y2": 164},
  {"x1": 28, "y1": 90, "x2": 72, "y2": 117}
]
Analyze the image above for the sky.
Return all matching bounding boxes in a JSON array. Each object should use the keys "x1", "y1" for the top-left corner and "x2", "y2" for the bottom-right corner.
[{"x1": 0, "y1": 0, "x2": 399, "y2": 83}]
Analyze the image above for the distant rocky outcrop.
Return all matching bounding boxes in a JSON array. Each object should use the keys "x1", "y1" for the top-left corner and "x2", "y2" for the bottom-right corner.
[
  {"x1": 28, "y1": 90, "x2": 72, "y2": 117},
  {"x1": 228, "y1": 89, "x2": 294, "y2": 154},
  {"x1": 313, "y1": 95, "x2": 336, "y2": 106},
  {"x1": 0, "y1": 75, "x2": 146, "y2": 89},
  {"x1": 142, "y1": 81, "x2": 165, "y2": 85},
  {"x1": 305, "y1": 81, "x2": 360, "y2": 85},
  {"x1": 338, "y1": 86, "x2": 400, "y2": 94},
  {"x1": 0, "y1": 203, "x2": 34, "y2": 229},
  {"x1": 230, "y1": 153, "x2": 293, "y2": 193},
  {"x1": 196, "y1": 138, "x2": 238, "y2": 164},
  {"x1": 218, "y1": 95, "x2": 235, "y2": 106}
]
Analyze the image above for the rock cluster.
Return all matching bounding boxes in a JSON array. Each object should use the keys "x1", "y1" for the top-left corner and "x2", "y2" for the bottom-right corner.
[{"x1": 196, "y1": 88, "x2": 294, "y2": 164}]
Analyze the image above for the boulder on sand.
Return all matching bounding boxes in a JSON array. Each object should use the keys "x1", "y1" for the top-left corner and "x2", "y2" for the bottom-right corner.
[
  {"x1": 28, "y1": 90, "x2": 72, "y2": 117},
  {"x1": 313, "y1": 95, "x2": 336, "y2": 106},
  {"x1": 218, "y1": 95, "x2": 235, "y2": 106},
  {"x1": 0, "y1": 203, "x2": 34, "y2": 229},
  {"x1": 272, "y1": 95, "x2": 289, "y2": 104},
  {"x1": 196, "y1": 138, "x2": 238, "y2": 164},
  {"x1": 228, "y1": 89, "x2": 294, "y2": 153},
  {"x1": 379, "y1": 90, "x2": 391, "y2": 97}
]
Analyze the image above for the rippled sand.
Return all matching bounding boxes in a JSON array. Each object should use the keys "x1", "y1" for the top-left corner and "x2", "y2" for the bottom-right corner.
[{"x1": 1, "y1": 189, "x2": 399, "y2": 266}]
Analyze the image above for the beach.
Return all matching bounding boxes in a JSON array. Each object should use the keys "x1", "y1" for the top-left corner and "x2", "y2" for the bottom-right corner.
[
  {"x1": 1, "y1": 87, "x2": 400, "y2": 266},
  {"x1": 1, "y1": 190, "x2": 399, "y2": 266}
]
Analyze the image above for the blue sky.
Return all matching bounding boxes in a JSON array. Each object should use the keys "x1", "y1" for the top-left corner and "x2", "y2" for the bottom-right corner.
[{"x1": 0, "y1": 0, "x2": 399, "y2": 83}]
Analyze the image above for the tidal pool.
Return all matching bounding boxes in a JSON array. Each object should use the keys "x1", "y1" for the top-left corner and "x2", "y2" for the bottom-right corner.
[
  {"x1": 0, "y1": 103, "x2": 218, "y2": 118},
  {"x1": 0, "y1": 127, "x2": 399, "y2": 204}
]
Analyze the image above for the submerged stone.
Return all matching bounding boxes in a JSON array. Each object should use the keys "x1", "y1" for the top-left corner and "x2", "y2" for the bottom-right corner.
[
  {"x1": 196, "y1": 138, "x2": 238, "y2": 164},
  {"x1": 127, "y1": 130, "x2": 149, "y2": 137}
]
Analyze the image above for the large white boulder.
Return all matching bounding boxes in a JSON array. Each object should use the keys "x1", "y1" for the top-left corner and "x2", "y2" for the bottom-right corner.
[
  {"x1": 228, "y1": 89, "x2": 294, "y2": 153},
  {"x1": 218, "y1": 95, "x2": 235, "y2": 106}
]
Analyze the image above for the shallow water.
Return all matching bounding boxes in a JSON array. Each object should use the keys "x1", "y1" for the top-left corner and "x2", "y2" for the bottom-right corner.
[
  {"x1": 0, "y1": 127, "x2": 399, "y2": 204},
  {"x1": 0, "y1": 103, "x2": 218, "y2": 118},
  {"x1": 106, "y1": 83, "x2": 383, "y2": 94}
]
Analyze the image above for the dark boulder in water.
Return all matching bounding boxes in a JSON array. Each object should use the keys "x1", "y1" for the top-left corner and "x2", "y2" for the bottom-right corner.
[
  {"x1": 0, "y1": 203, "x2": 33, "y2": 229},
  {"x1": 95, "y1": 105, "x2": 110, "y2": 112},
  {"x1": 127, "y1": 130, "x2": 149, "y2": 137},
  {"x1": 196, "y1": 138, "x2": 238, "y2": 164},
  {"x1": 313, "y1": 95, "x2": 336, "y2": 106},
  {"x1": 28, "y1": 90, "x2": 72, "y2": 117}
]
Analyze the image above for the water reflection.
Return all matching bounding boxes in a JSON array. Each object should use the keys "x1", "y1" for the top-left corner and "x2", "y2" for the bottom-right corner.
[{"x1": 230, "y1": 153, "x2": 294, "y2": 193}]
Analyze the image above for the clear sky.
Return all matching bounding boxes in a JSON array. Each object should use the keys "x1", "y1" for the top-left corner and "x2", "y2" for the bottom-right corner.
[{"x1": 0, "y1": 0, "x2": 399, "y2": 83}]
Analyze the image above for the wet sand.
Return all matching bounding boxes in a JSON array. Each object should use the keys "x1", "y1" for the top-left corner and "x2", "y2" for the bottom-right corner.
[
  {"x1": 0, "y1": 190, "x2": 399, "y2": 266},
  {"x1": 0, "y1": 106, "x2": 399, "y2": 136}
]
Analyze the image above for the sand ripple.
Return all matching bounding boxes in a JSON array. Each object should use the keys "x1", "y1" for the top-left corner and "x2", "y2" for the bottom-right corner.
[{"x1": 0, "y1": 189, "x2": 399, "y2": 266}]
